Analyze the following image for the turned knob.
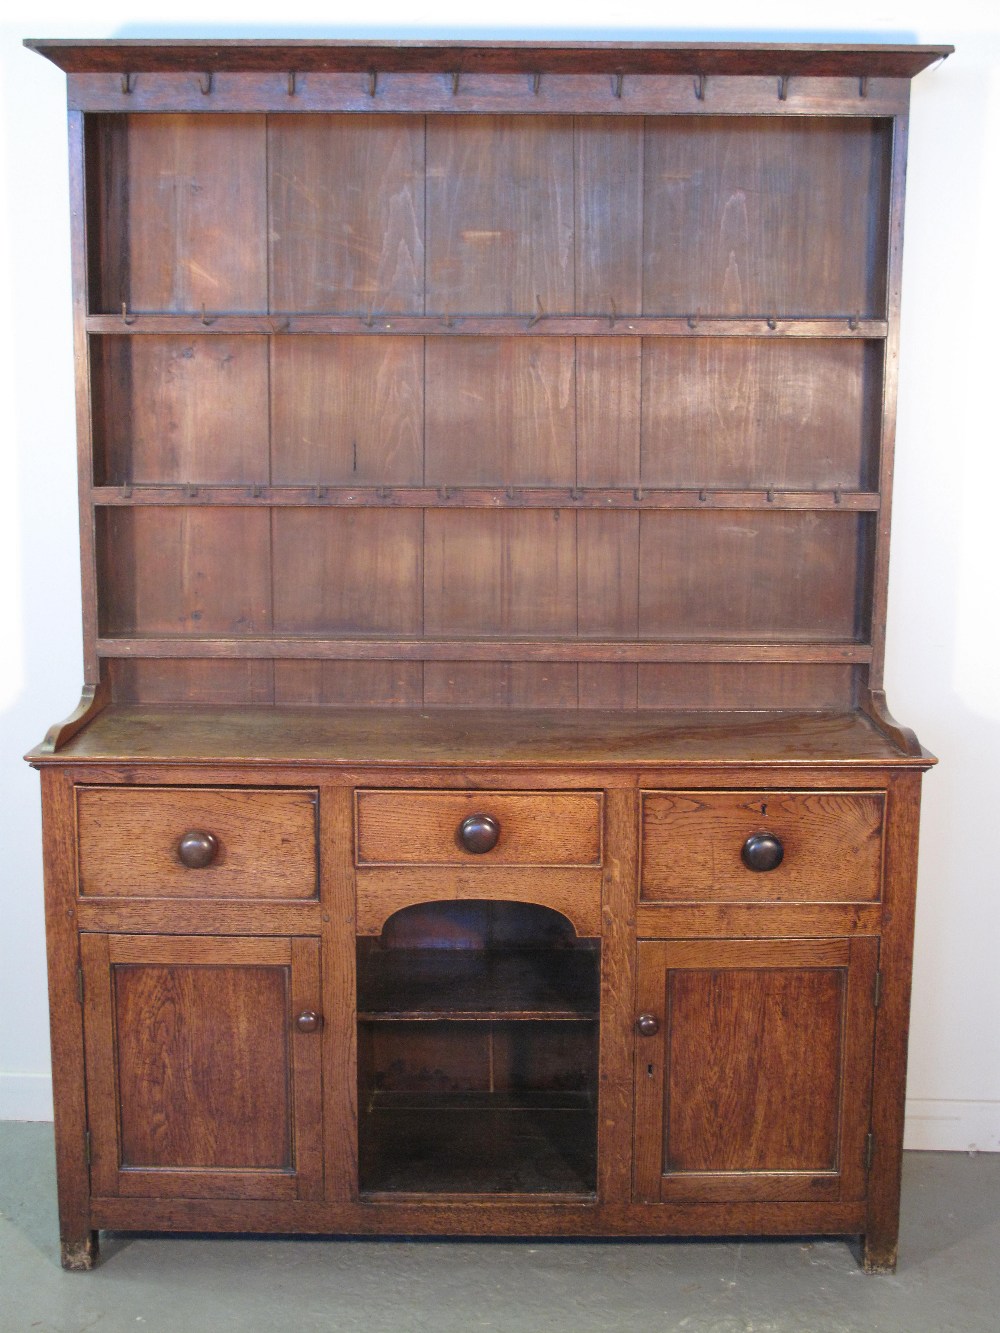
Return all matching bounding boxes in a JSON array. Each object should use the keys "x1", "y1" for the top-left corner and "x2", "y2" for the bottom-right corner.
[
  {"x1": 636, "y1": 1013, "x2": 660, "y2": 1037},
  {"x1": 177, "y1": 830, "x2": 219, "y2": 869},
  {"x1": 458, "y1": 813, "x2": 500, "y2": 854},
  {"x1": 741, "y1": 832, "x2": 784, "y2": 872},
  {"x1": 295, "y1": 1010, "x2": 321, "y2": 1033}
]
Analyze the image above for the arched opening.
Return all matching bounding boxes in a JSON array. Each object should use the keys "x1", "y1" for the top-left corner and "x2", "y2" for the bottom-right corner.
[{"x1": 357, "y1": 900, "x2": 599, "y2": 1196}]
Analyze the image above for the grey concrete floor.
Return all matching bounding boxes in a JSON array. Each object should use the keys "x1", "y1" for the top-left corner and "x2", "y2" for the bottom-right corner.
[{"x1": 0, "y1": 1123, "x2": 998, "y2": 1333}]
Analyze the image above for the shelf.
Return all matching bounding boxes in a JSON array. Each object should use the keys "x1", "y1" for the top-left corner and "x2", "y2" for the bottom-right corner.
[
  {"x1": 29, "y1": 705, "x2": 929, "y2": 767},
  {"x1": 95, "y1": 636, "x2": 873, "y2": 665},
  {"x1": 91, "y1": 485, "x2": 881, "y2": 512},
  {"x1": 359, "y1": 1090, "x2": 597, "y2": 1195},
  {"x1": 86, "y1": 313, "x2": 889, "y2": 339},
  {"x1": 357, "y1": 948, "x2": 600, "y2": 1021}
]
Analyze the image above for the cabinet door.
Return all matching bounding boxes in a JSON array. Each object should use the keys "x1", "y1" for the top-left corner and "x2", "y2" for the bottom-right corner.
[
  {"x1": 81, "y1": 935, "x2": 323, "y2": 1201},
  {"x1": 634, "y1": 937, "x2": 877, "y2": 1204}
]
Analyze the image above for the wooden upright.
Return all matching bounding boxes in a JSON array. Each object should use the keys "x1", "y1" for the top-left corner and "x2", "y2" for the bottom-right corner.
[{"x1": 25, "y1": 38, "x2": 948, "y2": 1272}]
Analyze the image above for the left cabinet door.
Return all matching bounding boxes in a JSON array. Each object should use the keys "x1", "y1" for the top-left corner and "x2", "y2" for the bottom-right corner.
[{"x1": 81, "y1": 935, "x2": 323, "y2": 1201}]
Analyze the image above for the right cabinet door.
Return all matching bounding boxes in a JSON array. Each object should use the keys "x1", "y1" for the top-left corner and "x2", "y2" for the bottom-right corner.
[{"x1": 633, "y1": 937, "x2": 877, "y2": 1204}]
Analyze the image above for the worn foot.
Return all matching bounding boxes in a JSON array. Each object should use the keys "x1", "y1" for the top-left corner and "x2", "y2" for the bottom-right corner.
[
  {"x1": 61, "y1": 1232, "x2": 99, "y2": 1271},
  {"x1": 862, "y1": 1237, "x2": 897, "y2": 1274}
]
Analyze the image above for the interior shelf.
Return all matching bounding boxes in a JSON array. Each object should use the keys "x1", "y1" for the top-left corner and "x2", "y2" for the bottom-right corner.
[
  {"x1": 360, "y1": 1091, "x2": 598, "y2": 1195},
  {"x1": 357, "y1": 946, "x2": 600, "y2": 1021},
  {"x1": 95, "y1": 636, "x2": 874, "y2": 664}
]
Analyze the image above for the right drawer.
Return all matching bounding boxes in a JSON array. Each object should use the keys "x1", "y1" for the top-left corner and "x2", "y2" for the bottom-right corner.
[{"x1": 640, "y1": 790, "x2": 885, "y2": 904}]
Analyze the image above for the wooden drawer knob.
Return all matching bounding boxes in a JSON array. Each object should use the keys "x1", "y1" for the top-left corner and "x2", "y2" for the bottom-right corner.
[
  {"x1": 295, "y1": 1010, "x2": 321, "y2": 1034},
  {"x1": 636, "y1": 1013, "x2": 660, "y2": 1037},
  {"x1": 458, "y1": 813, "x2": 500, "y2": 854},
  {"x1": 741, "y1": 832, "x2": 784, "y2": 872},
  {"x1": 177, "y1": 830, "x2": 219, "y2": 869}
]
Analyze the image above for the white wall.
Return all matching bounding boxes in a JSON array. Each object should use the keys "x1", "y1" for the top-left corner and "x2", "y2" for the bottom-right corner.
[{"x1": 1, "y1": 0, "x2": 997, "y2": 1149}]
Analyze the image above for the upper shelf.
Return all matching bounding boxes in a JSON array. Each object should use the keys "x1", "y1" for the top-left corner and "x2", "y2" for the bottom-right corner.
[{"x1": 26, "y1": 39, "x2": 953, "y2": 79}]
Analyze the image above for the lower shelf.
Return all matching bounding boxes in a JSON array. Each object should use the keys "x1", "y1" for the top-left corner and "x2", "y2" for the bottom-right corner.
[{"x1": 359, "y1": 1091, "x2": 597, "y2": 1196}]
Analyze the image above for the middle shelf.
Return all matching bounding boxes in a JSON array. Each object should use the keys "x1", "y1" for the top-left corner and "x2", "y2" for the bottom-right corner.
[{"x1": 357, "y1": 944, "x2": 601, "y2": 1021}]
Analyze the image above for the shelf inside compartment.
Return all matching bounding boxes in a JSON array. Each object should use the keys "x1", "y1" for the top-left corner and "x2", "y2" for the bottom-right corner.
[
  {"x1": 359, "y1": 1089, "x2": 598, "y2": 1196},
  {"x1": 357, "y1": 945, "x2": 600, "y2": 1021}
]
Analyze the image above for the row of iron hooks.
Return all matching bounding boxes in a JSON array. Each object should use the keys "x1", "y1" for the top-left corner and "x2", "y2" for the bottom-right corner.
[
  {"x1": 117, "y1": 71, "x2": 875, "y2": 100},
  {"x1": 113, "y1": 483, "x2": 848, "y2": 507},
  {"x1": 116, "y1": 300, "x2": 868, "y2": 336}
]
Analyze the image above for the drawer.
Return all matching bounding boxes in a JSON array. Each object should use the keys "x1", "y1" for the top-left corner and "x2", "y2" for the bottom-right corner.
[
  {"x1": 354, "y1": 790, "x2": 604, "y2": 938},
  {"x1": 76, "y1": 786, "x2": 318, "y2": 899},
  {"x1": 355, "y1": 790, "x2": 603, "y2": 868},
  {"x1": 640, "y1": 790, "x2": 884, "y2": 904}
]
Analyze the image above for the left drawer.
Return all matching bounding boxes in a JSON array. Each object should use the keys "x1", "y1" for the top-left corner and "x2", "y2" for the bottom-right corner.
[{"x1": 76, "y1": 787, "x2": 319, "y2": 899}]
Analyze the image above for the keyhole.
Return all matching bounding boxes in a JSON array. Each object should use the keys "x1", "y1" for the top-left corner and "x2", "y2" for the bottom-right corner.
[
  {"x1": 647, "y1": 1063, "x2": 654, "y2": 1078},
  {"x1": 761, "y1": 802, "x2": 768, "y2": 816}
]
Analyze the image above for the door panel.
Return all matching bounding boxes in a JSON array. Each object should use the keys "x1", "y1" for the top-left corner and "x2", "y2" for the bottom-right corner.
[
  {"x1": 634, "y1": 937, "x2": 877, "y2": 1204},
  {"x1": 82, "y1": 934, "x2": 323, "y2": 1200}
]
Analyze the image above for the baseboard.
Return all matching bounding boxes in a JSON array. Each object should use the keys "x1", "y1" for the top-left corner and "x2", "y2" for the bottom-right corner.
[
  {"x1": 903, "y1": 1099, "x2": 1000, "y2": 1152},
  {"x1": 2, "y1": 1077, "x2": 998, "y2": 1151},
  {"x1": 0, "y1": 1073, "x2": 54, "y2": 1122}
]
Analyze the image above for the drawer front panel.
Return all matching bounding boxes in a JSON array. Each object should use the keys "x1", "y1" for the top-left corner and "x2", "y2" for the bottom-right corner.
[
  {"x1": 77, "y1": 786, "x2": 318, "y2": 899},
  {"x1": 355, "y1": 790, "x2": 603, "y2": 868},
  {"x1": 641, "y1": 790, "x2": 884, "y2": 903}
]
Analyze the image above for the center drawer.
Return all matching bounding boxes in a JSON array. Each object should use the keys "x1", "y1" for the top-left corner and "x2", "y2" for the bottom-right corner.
[
  {"x1": 76, "y1": 786, "x2": 319, "y2": 899},
  {"x1": 355, "y1": 790, "x2": 603, "y2": 868},
  {"x1": 354, "y1": 790, "x2": 604, "y2": 938}
]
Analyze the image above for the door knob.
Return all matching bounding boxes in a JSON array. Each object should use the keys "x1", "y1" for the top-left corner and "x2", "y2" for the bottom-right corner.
[
  {"x1": 458, "y1": 813, "x2": 500, "y2": 854},
  {"x1": 177, "y1": 830, "x2": 219, "y2": 869},
  {"x1": 741, "y1": 832, "x2": 784, "y2": 872}
]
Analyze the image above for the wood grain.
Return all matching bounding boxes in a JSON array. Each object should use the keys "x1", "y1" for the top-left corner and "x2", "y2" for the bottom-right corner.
[
  {"x1": 355, "y1": 789, "x2": 603, "y2": 867},
  {"x1": 640, "y1": 789, "x2": 885, "y2": 903},
  {"x1": 98, "y1": 507, "x2": 272, "y2": 635},
  {"x1": 270, "y1": 336, "x2": 423, "y2": 485},
  {"x1": 425, "y1": 338, "x2": 575, "y2": 485},
  {"x1": 865, "y1": 770, "x2": 922, "y2": 1271},
  {"x1": 272, "y1": 510, "x2": 423, "y2": 634},
  {"x1": 93, "y1": 336, "x2": 269, "y2": 485},
  {"x1": 597, "y1": 788, "x2": 639, "y2": 1204},
  {"x1": 31, "y1": 40, "x2": 952, "y2": 80},
  {"x1": 424, "y1": 510, "x2": 577, "y2": 637},
  {"x1": 268, "y1": 114, "x2": 424, "y2": 314},
  {"x1": 81, "y1": 934, "x2": 324, "y2": 1200},
  {"x1": 355, "y1": 867, "x2": 603, "y2": 939},
  {"x1": 640, "y1": 339, "x2": 880, "y2": 489},
  {"x1": 39, "y1": 770, "x2": 97, "y2": 1267},
  {"x1": 634, "y1": 936, "x2": 877, "y2": 1204},
  {"x1": 426, "y1": 116, "x2": 574, "y2": 315},
  {"x1": 76, "y1": 785, "x2": 318, "y2": 899},
  {"x1": 643, "y1": 117, "x2": 891, "y2": 317},
  {"x1": 637, "y1": 511, "x2": 867, "y2": 640},
  {"x1": 574, "y1": 118, "x2": 643, "y2": 313},
  {"x1": 30, "y1": 706, "x2": 927, "y2": 767},
  {"x1": 114, "y1": 114, "x2": 267, "y2": 313}
]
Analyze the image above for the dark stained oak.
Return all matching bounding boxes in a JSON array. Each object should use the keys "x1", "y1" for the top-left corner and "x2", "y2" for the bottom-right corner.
[
  {"x1": 640, "y1": 789, "x2": 885, "y2": 903},
  {"x1": 27, "y1": 39, "x2": 952, "y2": 79},
  {"x1": 268, "y1": 115, "x2": 424, "y2": 315},
  {"x1": 76, "y1": 785, "x2": 318, "y2": 899},
  {"x1": 633, "y1": 937, "x2": 877, "y2": 1204},
  {"x1": 26, "y1": 37, "x2": 943, "y2": 1270},
  {"x1": 355, "y1": 789, "x2": 603, "y2": 867},
  {"x1": 28, "y1": 705, "x2": 930, "y2": 768},
  {"x1": 81, "y1": 934, "x2": 324, "y2": 1200}
]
